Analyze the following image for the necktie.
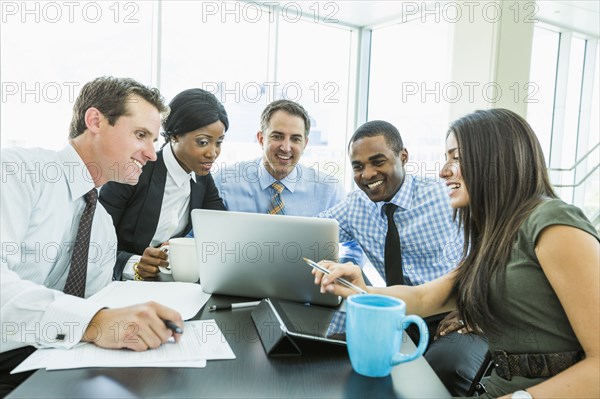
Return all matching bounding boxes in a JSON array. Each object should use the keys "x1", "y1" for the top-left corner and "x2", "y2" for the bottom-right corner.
[
  {"x1": 268, "y1": 181, "x2": 285, "y2": 215},
  {"x1": 383, "y1": 203, "x2": 404, "y2": 286},
  {"x1": 64, "y1": 188, "x2": 98, "y2": 298}
]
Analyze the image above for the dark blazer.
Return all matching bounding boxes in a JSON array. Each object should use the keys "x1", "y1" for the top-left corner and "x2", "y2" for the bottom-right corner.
[{"x1": 99, "y1": 150, "x2": 226, "y2": 280}]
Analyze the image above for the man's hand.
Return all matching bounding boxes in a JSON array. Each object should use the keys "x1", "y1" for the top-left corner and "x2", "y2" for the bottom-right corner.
[
  {"x1": 83, "y1": 302, "x2": 183, "y2": 351},
  {"x1": 435, "y1": 310, "x2": 475, "y2": 339},
  {"x1": 312, "y1": 261, "x2": 368, "y2": 298},
  {"x1": 137, "y1": 246, "x2": 169, "y2": 279}
]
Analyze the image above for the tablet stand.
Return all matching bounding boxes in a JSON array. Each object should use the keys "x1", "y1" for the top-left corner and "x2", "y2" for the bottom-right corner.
[{"x1": 251, "y1": 299, "x2": 302, "y2": 356}]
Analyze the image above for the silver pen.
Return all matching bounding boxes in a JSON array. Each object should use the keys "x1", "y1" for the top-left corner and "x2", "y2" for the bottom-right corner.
[{"x1": 303, "y1": 258, "x2": 367, "y2": 295}]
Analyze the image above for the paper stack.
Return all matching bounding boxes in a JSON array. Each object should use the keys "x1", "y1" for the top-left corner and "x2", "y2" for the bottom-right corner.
[
  {"x1": 12, "y1": 281, "x2": 234, "y2": 374},
  {"x1": 12, "y1": 320, "x2": 235, "y2": 373}
]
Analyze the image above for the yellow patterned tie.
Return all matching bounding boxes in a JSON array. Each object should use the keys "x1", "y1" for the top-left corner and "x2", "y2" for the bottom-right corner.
[{"x1": 268, "y1": 181, "x2": 285, "y2": 215}]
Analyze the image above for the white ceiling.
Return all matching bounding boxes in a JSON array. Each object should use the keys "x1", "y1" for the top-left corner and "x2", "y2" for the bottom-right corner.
[
  {"x1": 535, "y1": 0, "x2": 600, "y2": 37},
  {"x1": 314, "y1": 1, "x2": 408, "y2": 28},
  {"x1": 292, "y1": 1, "x2": 599, "y2": 37}
]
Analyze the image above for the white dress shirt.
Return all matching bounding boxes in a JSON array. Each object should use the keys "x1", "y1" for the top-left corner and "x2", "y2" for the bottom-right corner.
[
  {"x1": 1, "y1": 145, "x2": 116, "y2": 353},
  {"x1": 122, "y1": 143, "x2": 195, "y2": 279}
]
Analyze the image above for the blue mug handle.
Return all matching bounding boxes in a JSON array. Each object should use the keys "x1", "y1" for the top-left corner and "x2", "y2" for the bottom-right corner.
[{"x1": 390, "y1": 314, "x2": 429, "y2": 365}]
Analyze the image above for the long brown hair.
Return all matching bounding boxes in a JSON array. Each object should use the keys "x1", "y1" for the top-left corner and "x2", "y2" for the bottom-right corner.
[{"x1": 450, "y1": 108, "x2": 557, "y2": 333}]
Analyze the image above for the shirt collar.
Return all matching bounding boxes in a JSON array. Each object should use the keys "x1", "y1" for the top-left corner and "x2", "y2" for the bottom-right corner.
[
  {"x1": 163, "y1": 143, "x2": 196, "y2": 186},
  {"x1": 258, "y1": 158, "x2": 298, "y2": 193},
  {"x1": 57, "y1": 144, "x2": 96, "y2": 202},
  {"x1": 375, "y1": 174, "x2": 415, "y2": 213}
]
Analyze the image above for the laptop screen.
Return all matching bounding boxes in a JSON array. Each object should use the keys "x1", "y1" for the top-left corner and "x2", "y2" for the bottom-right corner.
[{"x1": 191, "y1": 209, "x2": 341, "y2": 307}]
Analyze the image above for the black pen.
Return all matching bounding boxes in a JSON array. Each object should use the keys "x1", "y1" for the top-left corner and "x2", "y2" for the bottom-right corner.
[
  {"x1": 209, "y1": 301, "x2": 261, "y2": 312},
  {"x1": 163, "y1": 319, "x2": 183, "y2": 334}
]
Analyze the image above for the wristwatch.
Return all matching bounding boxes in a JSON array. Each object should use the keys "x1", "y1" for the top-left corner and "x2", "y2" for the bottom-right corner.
[{"x1": 511, "y1": 390, "x2": 532, "y2": 399}]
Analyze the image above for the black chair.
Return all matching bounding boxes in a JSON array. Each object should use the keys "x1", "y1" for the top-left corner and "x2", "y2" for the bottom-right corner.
[
  {"x1": 466, "y1": 350, "x2": 494, "y2": 396},
  {"x1": 408, "y1": 314, "x2": 491, "y2": 397}
]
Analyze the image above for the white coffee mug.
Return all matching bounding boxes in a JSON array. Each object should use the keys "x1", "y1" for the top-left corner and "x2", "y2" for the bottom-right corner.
[{"x1": 160, "y1": 238, "x2": 199, "y2": 283}]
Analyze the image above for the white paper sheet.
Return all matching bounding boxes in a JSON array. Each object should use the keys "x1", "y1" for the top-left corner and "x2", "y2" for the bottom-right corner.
[
  {"x1": 88, "y1": 281, "x2": 211, "y2": 320},
  {"x1": 188, "y1": 320, "x2": 236, "y2": 360},
  {"x1": 11, "y1": 349, "x2": 55, "y2": 373},
  {"x1": 12, "y1": 320, "x2": 234, "y2": 373},
  {"x1": 12, "y1": 348, "x2": 208, "y2": 373}
]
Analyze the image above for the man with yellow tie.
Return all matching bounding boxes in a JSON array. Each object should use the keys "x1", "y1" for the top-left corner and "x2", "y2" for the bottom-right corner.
[{"x1": 212, "y1": 99, "x2": 346, "y2": 216}]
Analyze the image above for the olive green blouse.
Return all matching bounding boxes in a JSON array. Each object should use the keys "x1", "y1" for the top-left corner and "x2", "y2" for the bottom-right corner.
[{"x1": 481, "y1": 199, "x2": 599, "y2": 397}]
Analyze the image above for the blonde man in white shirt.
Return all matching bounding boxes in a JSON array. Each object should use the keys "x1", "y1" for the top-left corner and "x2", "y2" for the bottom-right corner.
[{"x1": 0, "y1": 77, "x2": 182, "y2": 396}]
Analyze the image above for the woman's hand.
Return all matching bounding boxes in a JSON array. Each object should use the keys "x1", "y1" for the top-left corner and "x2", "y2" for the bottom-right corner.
[
  {"x1": 312, "y1": 261, "x2": 368, "y2": 298},
  {"x1": 136, "y1": 246, "x2": 169, "y2": 279}
]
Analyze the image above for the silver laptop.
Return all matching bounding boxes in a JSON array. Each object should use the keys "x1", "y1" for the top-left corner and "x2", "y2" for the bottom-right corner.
[{"x1": 191, "y1": 209, "x2": 341, "y2": 307}]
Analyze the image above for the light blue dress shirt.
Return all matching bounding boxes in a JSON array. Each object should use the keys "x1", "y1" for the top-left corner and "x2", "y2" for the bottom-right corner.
[
  {"x1": 212, "y1": 158, "x2": 346, "y2": 216},
  {"x1": 319, "y1": 174, "x2": 463, "y2": 286}
]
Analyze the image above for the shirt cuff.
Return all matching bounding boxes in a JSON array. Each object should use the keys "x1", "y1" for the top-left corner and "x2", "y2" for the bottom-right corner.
[
  {"x1": 123, "y1": 255, "x2": 142, "y2": 280},
  {"x1": 338, "y1": 241, "x2": 366, "y2": 266},
  {"x1": 38, "y1": 294, "x2": 105, "y2": 349}
]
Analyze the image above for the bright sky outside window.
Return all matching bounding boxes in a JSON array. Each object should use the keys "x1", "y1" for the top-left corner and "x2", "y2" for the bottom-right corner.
[{"x1": 368, "y1": 16, "x2": 452, "y2": 181}]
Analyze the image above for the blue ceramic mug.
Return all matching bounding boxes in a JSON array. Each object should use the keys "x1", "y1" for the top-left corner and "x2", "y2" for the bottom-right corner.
[{"x1": 346, "y1": 294, "x2": 429, "y2": 377}]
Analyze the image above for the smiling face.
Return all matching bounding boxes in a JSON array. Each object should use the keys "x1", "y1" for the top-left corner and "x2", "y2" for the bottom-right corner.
[
  {"x1": 257, "y1": 110, "x2": 308, "y2": 180},
  {"x1": 350, "y1": 135, "x2": 407, "y2": 203},
  {"x1": 93, "y1": 95, "x2": 161, "y2": 186},
  {"x1": 440, "y1": 132, "x2": 470, "y2": 209},
  {"x1": 170, "y1": 120, "x2": 225, "y2": 176}
]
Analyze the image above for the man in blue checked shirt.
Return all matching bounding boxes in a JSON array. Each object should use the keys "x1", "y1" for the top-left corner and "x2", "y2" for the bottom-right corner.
[
  {"x1": 319, "y1": 120, "x2": 488, "y2": 396},
  {"x1": 322, "y1": 121, "x2": 461, "y2": 284}
]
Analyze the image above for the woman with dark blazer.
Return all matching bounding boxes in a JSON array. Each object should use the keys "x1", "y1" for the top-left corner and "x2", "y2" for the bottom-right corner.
[{"x1": 99, "y1": 89, "x2": 228, "y2": 280}]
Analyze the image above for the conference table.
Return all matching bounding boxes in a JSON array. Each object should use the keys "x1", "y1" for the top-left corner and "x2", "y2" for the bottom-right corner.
[{"x1": 8, "y1": 292, "x2": 451, "y2": 398}]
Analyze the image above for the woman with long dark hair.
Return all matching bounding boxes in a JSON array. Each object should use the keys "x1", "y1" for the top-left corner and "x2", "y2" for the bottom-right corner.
[
  {"x1": 100, "y1": 88, "x2": 228, "y2": 280},
  {"x1": 314, "y1": 108, "x2": 599, "y2": 398}
]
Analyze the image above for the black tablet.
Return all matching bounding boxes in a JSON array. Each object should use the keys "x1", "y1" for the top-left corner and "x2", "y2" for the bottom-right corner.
[{"x1": 266, "y1": 298, "x2": 347, "y2": 345}]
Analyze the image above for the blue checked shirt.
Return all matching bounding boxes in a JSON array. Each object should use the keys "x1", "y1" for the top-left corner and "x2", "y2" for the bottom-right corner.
[{"x1": 320, "y1": 174, "x2": 463, "y2": 286}]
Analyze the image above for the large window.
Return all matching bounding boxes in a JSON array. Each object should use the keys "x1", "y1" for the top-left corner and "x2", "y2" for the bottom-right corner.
[
  {"x1": 1, "y1": 1, "x2": 156, "y2": 149},
  {"x1": 160, "y1": 1, "x2": 272, "y2": 166},
  {"x1": 528, "y1": 25, "x2": 599, "y2": 221},
  {"x1": 583, "y1": 43, "x2": 600, "y2": 220},
  {"x1": 527, "y1": 26, "x2": 600, "y2": 224},
  {"x1": 2, "y1": 2, "x2": 597, "y2": 224},
  {"x1": 527, "y1": 26, "x2": 560, "y2": 159},
  {"x1": 558, "y1": 36, "x2": 586, "y2": 202},
  {"x1": 1, "y1": 1, "x2": 355, "y2": 189},
  {"x1": 368, "y1": 16, "x2": 452, "y2": 180},
  {"x1": 277, "y1": 18, "x2": 353, "y2": 186},
  {"x1": 160, "y1": 2, "x2": 353, "y2": 187}
]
